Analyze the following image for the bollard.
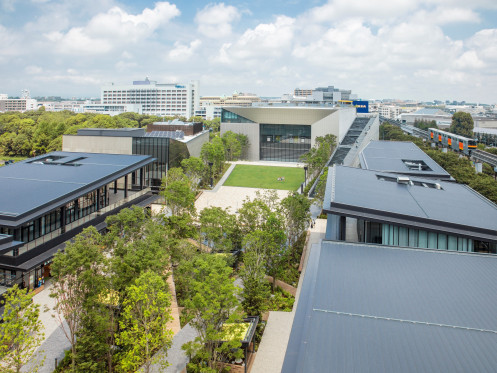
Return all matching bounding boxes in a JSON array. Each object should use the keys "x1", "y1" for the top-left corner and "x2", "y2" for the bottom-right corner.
[{"x1": 55, "y1": 358, "x2": 58, "y2": 369}]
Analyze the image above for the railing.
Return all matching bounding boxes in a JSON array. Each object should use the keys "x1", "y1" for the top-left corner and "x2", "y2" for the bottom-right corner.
[{"x1": 20, "y1": 188, "x2": 151, "y2": 253}]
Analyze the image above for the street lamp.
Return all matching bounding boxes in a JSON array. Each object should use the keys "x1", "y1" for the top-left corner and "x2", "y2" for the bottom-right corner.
[
  {"x1": 304, "y1": 166, "x2": 308, "y2": 186},
  {"x1": 208, "y1": 162, "x2": 213, "y2": 188}
]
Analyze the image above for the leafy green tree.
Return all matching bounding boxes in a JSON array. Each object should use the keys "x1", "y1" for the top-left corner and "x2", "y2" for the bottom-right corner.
[
  {"x1": 181, "y1": 255, "x2": 243, "y2": 372},
  {"x1": 221, "y1": 131, "x2": 242, "y2": 161},
  {"x1": 449, "y1": 111, "x2": 474, "y2": 138},
  {"x1": 201, "y1": 137, "x2": 225, "y2": 177},
  {"x1": 281, "y1": 191, "x2": 311, "y2": 249},
  {"x1": 161, "y1": 167, "x2": 197, "y2": 216},
  {"x1": 116, "y1": 271, "x2": 173, "y2": 373},
  {"x1": 199, "y1": 206, "x2": 238, "y2": 252},
  {"x1": 50, "y1": 226, "x2": 107, "y2": 372},
  {"x1": 240, "y1": 244, "x2": 270, "y2": 317},
  {"x1": 181, "y1": 156, "x2": 205, "y2": 191},
  {"x1": 0, "y1": 285, "x2": 44, "y2": 373},
  {"x1": 414, "y1": 119, "x2": 437, "y2": 131}
]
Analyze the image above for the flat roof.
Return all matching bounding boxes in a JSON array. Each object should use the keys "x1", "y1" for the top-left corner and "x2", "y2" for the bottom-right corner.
[
  {"x1": 359, "y1": 141, "x2": 451, "y2": 178},
  {"x1": 323, "y1": 165, "x2": 497, "y2": 241},
  {"x1": 0, "y1": 152, "x2": 153, "y2": 227},
  {"x1": 223, "y1": 107, "x2": 338, "y2": 125},
  {"x1": 283, "y1": 241, "x2": 497, "y2": 373}
]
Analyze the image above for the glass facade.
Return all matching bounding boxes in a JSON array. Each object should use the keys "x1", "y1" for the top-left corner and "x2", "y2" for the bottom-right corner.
[
  {"x1": 260, "y1": 124, "x2": 311, "y2": 162},
  {"x1": 221, "y1": 109, "x2": 254, "y2": 123},
  {"x1": 133, "y1": 137, "x2": 190, "y2": 190},
  {"x1": 0, "y1": 187, "x2": 109, "y2": 257},
  {"x1": 357, "y1": 220, "x2": 478, "y2": 252}
]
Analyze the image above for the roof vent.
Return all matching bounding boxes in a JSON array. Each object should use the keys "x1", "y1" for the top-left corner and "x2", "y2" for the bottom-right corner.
[
  {"x1": 435, "y1": 183, "x2": 441, "y2": 190},
  {"x1": 396, "y1": 176, "x2": 410, "y2": 184}
]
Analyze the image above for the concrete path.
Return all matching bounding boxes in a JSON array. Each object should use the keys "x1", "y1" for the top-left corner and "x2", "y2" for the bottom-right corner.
[
  {"x1": 250, "y1": 219, "x2": 326, "y2": 373},
  {"x1": 22, "y1": 280, "x2": 71, "y2": 373},
  {"x1": 147, "y1": 323, "x2": 197, "y2": 373}
]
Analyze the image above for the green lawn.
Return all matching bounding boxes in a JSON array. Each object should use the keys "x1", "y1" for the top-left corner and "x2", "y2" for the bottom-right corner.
[{"x1": 223, "y1": 165, "x2": 304, "y2": 190}]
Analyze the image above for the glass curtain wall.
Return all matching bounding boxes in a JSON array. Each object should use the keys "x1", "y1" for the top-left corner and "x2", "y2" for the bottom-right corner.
[
  {"x1": 359, "y1": 220, "x2": 476, "y2": 252},
  {"x1": 260, "y1": 124, "x2": 311, "y2": 162}
]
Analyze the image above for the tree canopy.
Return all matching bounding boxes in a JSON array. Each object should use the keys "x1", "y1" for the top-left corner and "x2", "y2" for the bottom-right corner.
[{"x1": 449, "y1": 111, "x2": 474, "y2": 138}]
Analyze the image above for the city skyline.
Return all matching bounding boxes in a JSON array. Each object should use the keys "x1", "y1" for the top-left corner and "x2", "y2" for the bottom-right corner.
[{"x1": 2, "y1": 0, "x2": 497, "y2": 103}]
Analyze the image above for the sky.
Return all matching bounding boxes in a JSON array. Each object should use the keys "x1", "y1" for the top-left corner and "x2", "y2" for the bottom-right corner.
[{"x1": 1, "y1": 0, "x2": 497, "y2": 103}]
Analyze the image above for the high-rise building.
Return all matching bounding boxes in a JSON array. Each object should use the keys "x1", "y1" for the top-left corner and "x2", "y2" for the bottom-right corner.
[{"x1": 101, "y1": 78, "x2": 199, "y2": 118}]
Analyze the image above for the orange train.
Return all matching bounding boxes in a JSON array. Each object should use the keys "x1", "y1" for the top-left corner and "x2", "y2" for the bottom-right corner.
[{"x1": 429, "y1": 128, "x2": 477, "y2": 155}]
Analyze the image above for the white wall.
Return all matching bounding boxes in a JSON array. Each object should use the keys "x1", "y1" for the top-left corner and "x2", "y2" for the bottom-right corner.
[
  {"x1": 185, "y1": 131, "x2": 209, "y2": 158},
  {"x1": 338, "y1": 107, "x2": 357, "y2": 143},
  {"x1": 62, "y1": 135, "x2": 133, "y2": 154},
  {"x1": 221, "y1": 122, "x2": 260, "y2": 161}
]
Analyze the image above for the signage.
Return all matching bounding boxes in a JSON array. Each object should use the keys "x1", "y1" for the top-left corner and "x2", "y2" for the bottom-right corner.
[{"x1": 353, "y1": 100, "x2": 369, "y2": 113}]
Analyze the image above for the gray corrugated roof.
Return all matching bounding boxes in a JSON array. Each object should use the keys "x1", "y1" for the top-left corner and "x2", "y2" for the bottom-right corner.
[
  {"x1": 283, "y1": 241, "x2": 497, "y2": 373},
  {"x1": 0, "y1": 152, "x2": 154, "y2": 226},
  {"x1": 359, "y1": 141, "x2": 451, "y2": 179},
  {"x1": 324, "y1": 165, "x2": 497, "y2": 239}
]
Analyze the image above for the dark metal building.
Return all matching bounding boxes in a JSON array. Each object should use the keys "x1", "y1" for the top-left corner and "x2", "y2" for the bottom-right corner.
[{"x1": 0, "y1": 151, "x2": 155, "y2": 293}]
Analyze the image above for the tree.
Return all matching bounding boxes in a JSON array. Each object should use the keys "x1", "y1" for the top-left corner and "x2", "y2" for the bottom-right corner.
[
  {"x1": 449, "y1": 111, "x2": 474, "y2": 138},
  {"x1": 240, "y1": 243, "x2": 271, "y2": 317},
  {"x1": 245, "y1": 214, "x2": 287, "y2": 292},
  {"x1": 116, "y1": 271, "x2": 173, "y2": 373},
  {"x1": 199, "y1": 206, "x2": 238, "y2": 253},
  {"x1": 280, "y1": 192, "x2": 311, "y2": 249},
  {"x1": 161, "y1": 167, "x2": 196, "y2": 216},
  {"x1": 0, "y1": 285, "x2": 45, "y2": 373},
  {"x1": 181, "y1": 156, "x2": 205, "y2": 191},
  {"x1": 50, "y1": 226, "x2": 107, "y2": 372},
  {"x1": 201, "y1": 137, "x2": 225, "y2": 177},
  {"x1": 181, "y1": 255, "x2": 243, "y2": 372},
  {"x1": 221, "y1": 131, "x2": 241, "y2": 161}
]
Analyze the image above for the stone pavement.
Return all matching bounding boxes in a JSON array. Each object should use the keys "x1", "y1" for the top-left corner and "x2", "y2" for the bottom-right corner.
[
  {"x1": 22, "y1": 280, "x2": 71, "y2": 373},
  {"x1": 250, "y1": 219, "x2": 327, "y2": 373}
]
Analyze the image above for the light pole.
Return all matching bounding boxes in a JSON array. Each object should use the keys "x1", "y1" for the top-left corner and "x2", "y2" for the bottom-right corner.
[
  {"x1": 208, "y1": 162, "x2": 213, "y2": 188},
  {"x1": 304, "y1": 166, "x2": 308, "y2": 186}
]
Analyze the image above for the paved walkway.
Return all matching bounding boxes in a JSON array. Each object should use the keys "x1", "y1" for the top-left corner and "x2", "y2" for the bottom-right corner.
[
  {"x1": 250, "y1": 219, "x2": 327, "y2": 373},
  {"x1": 22, "y1": 280, "x2": 71, "y2": 373}
]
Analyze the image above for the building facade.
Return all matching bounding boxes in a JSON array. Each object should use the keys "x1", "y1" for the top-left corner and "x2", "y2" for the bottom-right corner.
[
  {"x1": 63, "y1": 124, "x2": 209, "y2": 189},
  {"x1": 221, "y1": 106, "x2": 357, "y2": 162},
  {"x1": 0, "y1": 152, "x2": 155, "y2": 293},
  {"x1": 101, "y1": 78, "x2": 199, "y2": 118}
]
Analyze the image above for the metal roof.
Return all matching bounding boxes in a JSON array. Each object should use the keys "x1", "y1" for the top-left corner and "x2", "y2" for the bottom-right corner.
[
  {"x1": 283, "y1": 241, "x2": 497, "y2": 373},
  {"x1": 0, "y1": 152, "x2": 154, "y2": 227},
  {"x1": 145, "y1": 130, "x2": 185, "y2": 139},
  {"x1": 324, "y1": 165, "x2": 497, "y2": 241},
  {"x1": 359, "y1": 141, "x2": 451, "y2": 179}
]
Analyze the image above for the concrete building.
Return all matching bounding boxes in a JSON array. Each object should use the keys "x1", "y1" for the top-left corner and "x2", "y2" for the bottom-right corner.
[
  {"x1": 220, "y1": 106, "x2": 357, "y2": 162},
  {"x1": 0, "y1": 152, "x2": 155, "y2": 294},
  {"x1": 400, "y1": 108, "x2": 452, "y2": 128},
  {"x1": 63, "y1": 124, "x2": 209, "y2": 189},
  {"x1": 101, "y1": 78, "x2": 199, "y2": 118},
  {"x1": 82, "y1": 103, "x2": 143, "y2": 115},
  {"x1": 0, "y1": 97, "x2": 37, "y2": 112},
  {"x1": 195, "y1": 92, "x2": 261, "y2": 120},
  {"x1": 378, "y1": 104, "x2": 401, "y2": 119}
]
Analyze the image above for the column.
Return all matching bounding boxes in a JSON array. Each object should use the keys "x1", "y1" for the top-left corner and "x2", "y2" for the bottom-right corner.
[{"x1": 124, "y1": 175, "x2": 128, "y2": 198}]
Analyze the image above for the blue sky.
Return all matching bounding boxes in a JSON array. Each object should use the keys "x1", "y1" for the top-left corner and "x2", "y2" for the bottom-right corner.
[{"x1": 1, "y1": 0, "x2": 497, "y2": 103}]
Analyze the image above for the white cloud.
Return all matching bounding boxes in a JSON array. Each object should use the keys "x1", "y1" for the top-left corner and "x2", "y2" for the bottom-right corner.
[
  {"x1": 45, "y1": 2, "x2": 180, "y2": 55},
  {"x1": 25, "y1": 65, "x2": 43, "y2": 75},
  {"x1": 305, "y1": 0, "x2": 418, "y2": 24},
  {"x1": 195, "y1": 3, "x2": 241, "y2": 38},
  {"x1": 454, "y1": 51, "x2": 485, "y2": 69},
  {"x1": 168, "y1": 39, "x2": 202, "y2": 61},
  {"x1": 216, "y1": 16, "x2": 295, "y2": 63}
]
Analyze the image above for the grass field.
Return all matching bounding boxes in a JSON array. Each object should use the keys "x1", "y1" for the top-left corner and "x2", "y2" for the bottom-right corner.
[{"x1": 223, "y1": 165, "x2": 304, "y2": 190}]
